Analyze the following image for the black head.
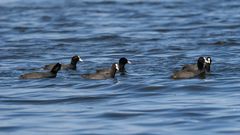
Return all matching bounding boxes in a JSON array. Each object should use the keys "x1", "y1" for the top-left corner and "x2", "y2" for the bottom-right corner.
[
  {"x1": 204, "y1": 57, "x2": 212, "y2": 72},
  {"x1": 71, "y1": 55, "x2": 83, "y2": 65},
  {"x1": 119, "y1": 57, "x2": 131, "y2": 65},
  {"x1": 51, "y1": 63, "x2": 61, "y2": 74},
  {"x1": 197, "y1": 57, "x2": 205, "y2": 70}
]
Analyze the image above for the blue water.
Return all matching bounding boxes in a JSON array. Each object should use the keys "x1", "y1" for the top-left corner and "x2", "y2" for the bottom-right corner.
[{"x1": 1, "y1": 0, "x2": 240, "y2": 134}]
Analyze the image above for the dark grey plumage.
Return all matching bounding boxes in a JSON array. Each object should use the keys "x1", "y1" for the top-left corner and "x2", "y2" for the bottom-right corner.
[
  {"x1": 182, "y1": 57, "x2": 212, "y2": 72},
  {"x1": 96, "y1": 57, "x2": 131, "y2": 74},
  {"x1": 20, "y1": 63, "x2": 61, "y2": 79},
  {"x1": 172, "y1": 57, "x2": 206, "y2": 79},
  {"x1": 81, "y1": 64, "x2": 119, "y2": 80},
  {"x1": 44, "y1": 55, "x2": 82, "y2": 70}
]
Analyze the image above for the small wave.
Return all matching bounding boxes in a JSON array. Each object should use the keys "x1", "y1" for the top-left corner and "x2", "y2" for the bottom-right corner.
[
  {"x1": 213, "y1": 39, "x2": 239, "y2": 45},
  {"x1": 98, "y1": 111, "x2": 144, "y2": 120},
  {"x1": 54, "y1": 34, "x2": 131, "y2": 43},
  {"x1": 0, "y1": 96, "x2": 111, "y2": 105},
  {"x1": 0, "y1": 126, "x2": 21, "y2": 132}
]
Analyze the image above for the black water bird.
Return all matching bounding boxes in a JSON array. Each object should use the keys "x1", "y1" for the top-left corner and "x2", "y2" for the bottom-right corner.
[
  {"x1": 172, "y1": 57, "x2": 207, "y2": 79},
  {"x1": 44, "y1": 55, "x2": 82, "y2": 70},
  {"x1": 81, "y1": 64, "x2": 119, "y2": 80},
  {"x1": 20, "y1": 63, "x2": 61, "y2": 79},
  {"x1": 96, "y1": 57, "x2": 131, "y2": 74},
  {"x1": 182, "y1": 57, "x2": 212, "y2": 72}
]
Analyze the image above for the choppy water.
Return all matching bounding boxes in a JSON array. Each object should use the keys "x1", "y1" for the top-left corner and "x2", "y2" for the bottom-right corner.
[{"x1": 1, "y1": 0, "x2": 240, "y2": 134}]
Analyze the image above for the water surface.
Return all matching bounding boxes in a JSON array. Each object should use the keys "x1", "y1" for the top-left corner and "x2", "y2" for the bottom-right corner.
[{"x1": 0, "y1": 0, "x2": 240, "y2": 134}]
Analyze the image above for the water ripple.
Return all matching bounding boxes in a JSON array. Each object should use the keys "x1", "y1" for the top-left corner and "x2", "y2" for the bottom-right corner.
[{"x1": 0, "y1": 0, "x2": 240, "y2": 134}]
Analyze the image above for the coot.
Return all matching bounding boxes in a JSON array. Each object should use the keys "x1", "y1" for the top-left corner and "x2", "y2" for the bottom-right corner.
[
  {"x1": 182, "y1": 57, "x2": 212, "y2": 72},
  {"x1": 44, "y1": 55, "x2": 82, "y2": 70},
  {"x1": 20, "y1": 63, "x2": 61, "y2": 79},
  {"x1": 172, "y1": 57, "x2": 206, "y2": 79},
  {"x1": 81, "y1": 64, "x2": 119, "y2": 80},
  {"x1": 96, "y1": 57, "x2": 131, "y2": 74}
]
